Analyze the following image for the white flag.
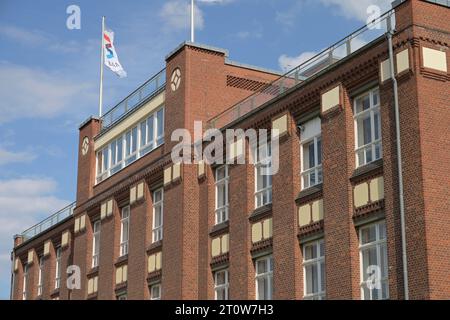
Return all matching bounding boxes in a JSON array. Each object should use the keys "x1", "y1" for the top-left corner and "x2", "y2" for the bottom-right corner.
[{"x1": 103, "y1": 28, "x2": 127, "y2": 78}]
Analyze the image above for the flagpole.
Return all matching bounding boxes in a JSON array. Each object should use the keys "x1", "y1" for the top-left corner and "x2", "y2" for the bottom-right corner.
[
  {"x1": 99, "y1": 16, "x2": 105, "y2": 117},
  {"x1": 191, "y1": 0, "x2": 195, "y2": 42}
]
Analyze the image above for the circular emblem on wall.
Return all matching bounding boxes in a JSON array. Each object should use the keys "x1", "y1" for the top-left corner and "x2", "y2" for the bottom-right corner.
[
  {"x1": 170, "y1": 68, "x2": 181, "y2": 92},
  {"x1": 81, "y1": 137, "x2": 90, "y2": 156}
]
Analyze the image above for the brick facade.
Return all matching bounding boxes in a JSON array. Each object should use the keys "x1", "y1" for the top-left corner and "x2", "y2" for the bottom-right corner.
[{"x1": 11, "y1": 0, "x2": 449, "y2": 300}]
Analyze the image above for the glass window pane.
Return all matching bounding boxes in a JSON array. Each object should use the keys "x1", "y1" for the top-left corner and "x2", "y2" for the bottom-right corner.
[
  {"x1": 257, "y1": 260, "x2": 266, "y2": 274},
  {"x1": 131, "y1": 127, "x2": 137, "y2": 152},
  {"x1": 361, "y1": 225, "x2": 377, "y2": 244},
  {"x1": 126, "y1": 132, "x2": 131, "y2": 156},
  {"x1": 317, "y1": 139, "x2": 322, "y2": 165},
  {"x1": 140, "y1": 121, "x2": 146, "y2": 147},
  {"x1": 102, "y1": 148, "x2": 109, "y2": 170},
  {"x1": 147, "y1": 115, "x2": 154, "y2": 144},
  {"x1": 157, "y1": 109, "x2": 164, "y2": 141}
]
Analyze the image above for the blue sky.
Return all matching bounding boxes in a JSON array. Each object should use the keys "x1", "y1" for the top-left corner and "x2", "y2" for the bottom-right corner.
[{"x1": 0, "y1": 0, "x2": 393, "y2": 299}]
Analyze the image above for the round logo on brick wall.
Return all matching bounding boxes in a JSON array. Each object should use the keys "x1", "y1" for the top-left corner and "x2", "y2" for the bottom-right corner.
[
  {"x1": 81, "y1": 137, "x2": 89, "y2": 156},
  {"x1": 170, "y1": 68, "x2": 181, "y2": 92}
]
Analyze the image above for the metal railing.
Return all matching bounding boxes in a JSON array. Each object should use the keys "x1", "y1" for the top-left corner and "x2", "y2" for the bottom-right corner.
[
  {"x1": 207, "y1": 10, "x2": 395, "y2": 129},
  {"x1": 101, "y1": 68, "x2": 166, "y2": 131},
  {"x1": 21, "y1": 201, "x2": 76, "y2": 242}
]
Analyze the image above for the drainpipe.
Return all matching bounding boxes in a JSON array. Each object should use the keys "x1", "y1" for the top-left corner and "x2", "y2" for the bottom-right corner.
[
  {"x1": 387, "y1": 11, "x2": 409, "y2": 300},
  {"x1": 10, "y1": 250, "x2": 15, "y2": 300}
]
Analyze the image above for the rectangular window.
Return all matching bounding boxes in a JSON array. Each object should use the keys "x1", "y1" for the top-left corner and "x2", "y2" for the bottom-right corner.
[
  {"x1": 303, "y1": 239, "x2": 326, "y2": 300},
  {"x1": 117, "y1": 293, "x2": 127, "y2": 300},
  {"x1": 120, "y1": 206, "x2": 130, "y2": 257},
  {"x1": 254, "y1": 143, "x2": 272, "y2": 208},
  {"x1": 300, "y1": 117, "x2": 322, "y2": 189},
  {"x1": 152, "y1": 188, "x2": 164, "y2": 243},
  {"x1": 22, "y1": 264, "x2": 28, "y2": 300},
  {"x1": 255, "y1": 255, "x2": 273, "y2": 300},
  {"x1": 37, "y1": 257, "x2": 44, "y2": 296},
  {"x1": 215, "y1": 165, "x2": 229, "y2": 224},
  {"x1": 96, "y1": 107, "x2": 165, "y2": 184},
  {"x1": 214, "y1": 269, "x2": 229, "y2": 300},
  {"x1": 55, "y1": 247, "x2": 62, "y2": 289},
  {"x1": 150, "y1": 283, "x2": 161, "y2": 300},
  {"x1": 156, "y1": 108, "x2": 164, "y2": 146},
  {"x1": 354, "y1": 88, "x2": 382, "y2": 167},
  {"x1": 92, "y1": 221, "x2": 101, "y2": 268},
  {"x1": 359, "y1": 221, "x2": 389, "y2": 300}
]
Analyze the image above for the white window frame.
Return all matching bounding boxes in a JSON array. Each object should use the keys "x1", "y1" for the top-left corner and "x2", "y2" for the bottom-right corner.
[
  {"x1": 96, "y1": 107, "x2": 165, "y2": 184},
  {"x1": 92, "y1": 221, "x2": 101, "y2": 268},
  {"x1": 359, "y1": 221, "x2": 389, "y2": 300},
  {"x1": 302, "y1": 239, "x2": 326, "y2": 300},
  {"x1": 255, "y1": 255, "x2": 273, "y2": 300},
  {"x1": 22, "y1": 264, "x2": 28, "y2": 300},
  {"x1": 120, "y1": 206, "x2": 130, "y2": 257},
  {"x1": 300, "y1": 132, "x2": 322, "y2": 190},
  {"x1": 37, "y1": 257, "x2": 44, "y2": 296},
  {"x1": 354, "y1": 88, "x2": 382, "y2": 167},
  {"x1": 152, "y1": 188, "x2": 164, "y2": 243},
  {"x1": 254, "y1": 143, "x2": 272, "y2": 209},
  {"x1": 55, "y1": 247, "x2": 62, "y2": 289},
  {"x1": 150, "y1": 283, "x2": 161, "y2": 300},
  {"x1": 214, "y1": 269, "x2": 229, "y2": 300},
  {"x1": 215, "y1": 165, "x2": 229, "y2": 225}
]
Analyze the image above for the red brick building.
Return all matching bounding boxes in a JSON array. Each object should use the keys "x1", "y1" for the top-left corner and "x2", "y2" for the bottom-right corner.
[{"x1": 10, "y1": 0, "x2": 449, "y2": 300}]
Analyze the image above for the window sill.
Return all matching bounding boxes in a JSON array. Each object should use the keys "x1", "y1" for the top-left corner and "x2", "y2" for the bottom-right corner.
[
  {"x1": 115, "y1": 254, "x2": 128, "y2": 267},
  {"x1": 350, "y1": 159, "x2": 383, "y2": 184},
  {"x1": 209, "y1": 221, "x2": 229, "y2": 237},
  {"x1": 249, "y1": 204, "x2": 272, "y2": 223},
  {"x1": 87, "y1": 266, "x2": 99, "y2": 277},
  {"x1": 147, "y1": 240, "x2": 163, "y2": 255},
  {"x1": 295, "y1": 184, "x2": 323, "y2": 205}
]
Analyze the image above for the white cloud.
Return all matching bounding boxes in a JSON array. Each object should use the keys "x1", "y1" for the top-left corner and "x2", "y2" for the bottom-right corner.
[
  {"x1": 159, "y1": 0, "x2": 205, "y2": 31},
  {"x1": 0, "y1": 177, "x2": 70, "y2": 299},
  {"x1": 0, "y1": 62, "x2": 96, "y2": 123},
  {"x1": 0, "y1": 25, "x2": 48, "y2": 46},
  {"x1": 0, "y1": 148, "x2": 36, "y2": 166},
  {"x1": 278, "y1": 51, "x2": 317, "y2": 72},
  {"x1": 318, "y1": 0, "x2": 393, "y2": 22}
]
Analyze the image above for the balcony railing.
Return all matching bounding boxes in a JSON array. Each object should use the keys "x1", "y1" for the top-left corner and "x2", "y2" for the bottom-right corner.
[
  {"x1": 21, "y1": 202, "x2": 76, "y2": 242},
  {"x1": 100, "y1": 68, "x2": 166, "y2": 131},
  {"x1": 207, "y1": 10, "x2": 395, "y2": 129}
]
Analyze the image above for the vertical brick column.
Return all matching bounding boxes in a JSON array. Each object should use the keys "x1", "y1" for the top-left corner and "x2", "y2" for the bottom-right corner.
[
  {"x1": 71, "y1": 215, "x2": 92, "y2": 300},
  {"x1": 59, "y1": 235, "x2": 72, "y2": 300},
  {"x1": 321, "y1": 86, "x2": 358, "y2": 299},
  {"x1": 98, "y1": 203, "x2": 120, "y2": 300},
  {"x1": 272, "y1": 113, "x2": 302, "y2": 299},
  {"x1": 42, "y1": 241, "x2": 56, "y2": 300},
  {"x1": 128, "y1": 183, "x2": 152, "y2": 300},
  {"x1": 229, "y1": 158, "x2": 254, "y2": 299},
  {"x1": 198, "y1": 164, "x2": 214, "y2": 300}
]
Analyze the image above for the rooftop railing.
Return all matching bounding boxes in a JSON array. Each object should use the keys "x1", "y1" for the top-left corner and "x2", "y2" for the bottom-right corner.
[
  {"x1": 21, "y1": 201, "x2": 76, "y2": 242},
  {"x1": 100, "y1": 68, "x2": 166, "y2": 131},
  {"x1": 207, "y1": 10, "x2": 395, "y2": 129}
]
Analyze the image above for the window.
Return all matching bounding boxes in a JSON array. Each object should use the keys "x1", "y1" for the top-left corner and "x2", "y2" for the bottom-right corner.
[
  {"x1": 359, "y1": 221, "x2": 389, "y2": 300},
  {"x1": 150, "y1": 283, "x2": 161, "y2": 300},
  {"x1": 37, "y1": 257, "x2": 44, "y2": 296},
  {"x1": 303, "y1": 239, "x2": 326, "y2": 300},
  {"x1": 22, "y1": 264, "x2": 28, "y2": 300},
  {"x1": 117, "y1": 293, "x2": 127, "y2": 300},
  {"x1": 152, "y1": 188, "x2": 164, "y2": 243},
  {"x1": 254, "y1": 142, "x2": 272, "y2": 208},
  {"x1": 55, "y1": 247, "x2": 62, "y2": 289},
  {"x1": 354, "y1": 88, "x2": 382, "y2": 167},
  {"x1": 215, "y1": 165, "x2": 229, "y2": 224},
  {"x1": 300, "y1": 117, "x2": 322, "y2": 189},
  {"x1": 120, "y1": 206, "x2": 130, "y2": 256},
  {"x1": 214, "y1": 269, "x2": 229, "y2": 300},
  {"x1": 92, "y1": 221, "x2": 101, "y2": 268},
  {"x1": 96, "y1": 107, "x2": 165, "y2": 184},
  {"x1": 255, "y1": 256, "x2": 273, "y2": 300}
]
